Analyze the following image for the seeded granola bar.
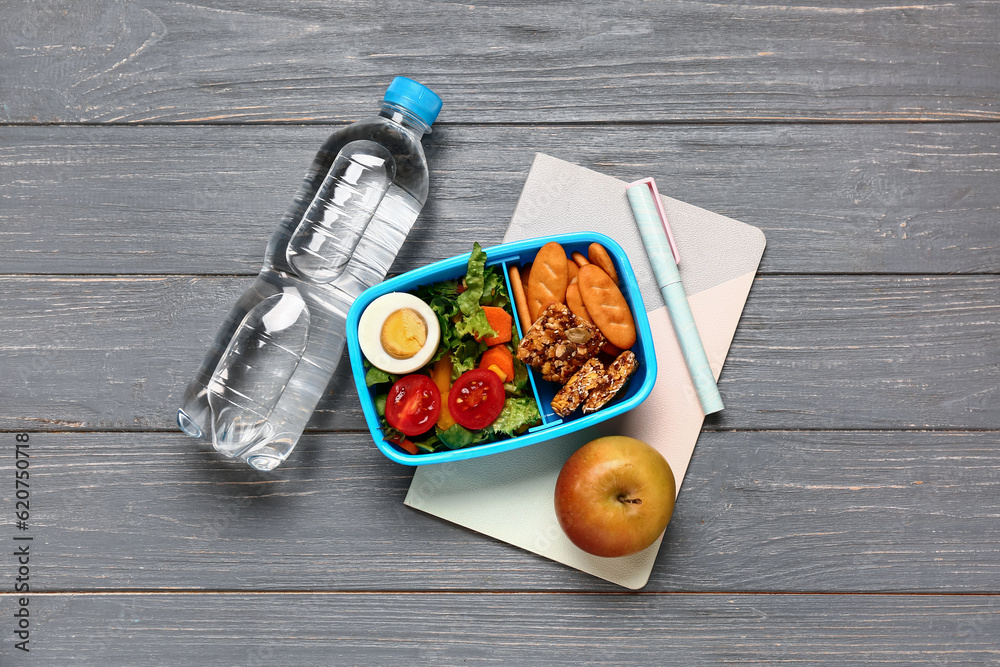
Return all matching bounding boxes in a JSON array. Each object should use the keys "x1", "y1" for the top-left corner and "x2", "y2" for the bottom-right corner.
[
  {"x1": 516, "y1": 303, "x2": 605, "y2": 384},
  {"x1": 550, "y1": 358, "x2": 606, "y2": 417},
  {"x1": 581, "y1": 350, "x2": 638, "y2": 415}
]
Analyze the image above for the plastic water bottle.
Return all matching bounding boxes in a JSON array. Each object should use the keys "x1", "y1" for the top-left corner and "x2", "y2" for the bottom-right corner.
[{"x1": 177, "y1": 77, "x2": 442, "y2": 471}]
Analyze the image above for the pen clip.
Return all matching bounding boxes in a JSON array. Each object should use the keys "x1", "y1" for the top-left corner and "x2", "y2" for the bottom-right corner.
[{"x1": 628, "y1": 177, "x2": 680, "y2": 265}]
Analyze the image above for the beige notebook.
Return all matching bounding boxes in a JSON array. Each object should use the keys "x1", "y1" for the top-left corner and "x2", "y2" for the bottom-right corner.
[{"x1": 404, "y1": 153, "x2": 766, "y2": 588}]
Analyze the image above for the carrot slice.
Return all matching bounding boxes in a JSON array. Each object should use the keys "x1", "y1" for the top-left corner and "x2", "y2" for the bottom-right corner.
[
  {"x1": 479, "y1": 346, "x2": 515, "y2": 381},
  {"x1": 388, "y1": 435, "x2": 419, "y2": 456},
  {"x1": 480, "y1": 306, "x2": 513, "y2": 346}
]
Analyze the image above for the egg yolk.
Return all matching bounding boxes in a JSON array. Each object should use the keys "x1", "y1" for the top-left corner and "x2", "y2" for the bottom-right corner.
[{"x1": 380, "y1": 308, "x2": 428, "y2": 359}]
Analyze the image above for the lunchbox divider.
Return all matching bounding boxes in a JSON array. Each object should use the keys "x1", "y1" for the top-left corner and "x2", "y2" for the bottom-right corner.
[
  {"x1": 529, "y1": 419, "x2": 561, "y2": 432},
  {"x1": 499, "y1": 258, "x2": 556, "y2": 428}
]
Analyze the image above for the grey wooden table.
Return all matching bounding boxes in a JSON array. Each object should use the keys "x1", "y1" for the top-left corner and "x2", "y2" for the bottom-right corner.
[{"x1": 2, "y1": 0, "x2": 999, "y2": 664}]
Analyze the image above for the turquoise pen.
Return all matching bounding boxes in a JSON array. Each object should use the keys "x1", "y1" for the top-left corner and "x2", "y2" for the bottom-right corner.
[{"x1": 626, "y1": 178, "x2": 724, "y2": 415}]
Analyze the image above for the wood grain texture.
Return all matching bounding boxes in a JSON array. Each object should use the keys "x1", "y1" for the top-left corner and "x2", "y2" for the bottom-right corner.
[
  {"x1": 2, "y1": 276, "x2": 998, "y2": 432},
  {"x1": 4, "y1": 0, "x2": 999, "y2": 655},
  {"x1": 1, "y1": 124, "x2": 998, "y2": 275},
  {"x1": 6, "y1": 430, "x2": 998, "y2": 592},
  {"x1": 0, "y1": 592, "x2": 998, "y2": 664},
  {"x1": 2, "y1": 0, "x2": 998, "y2": 124}
]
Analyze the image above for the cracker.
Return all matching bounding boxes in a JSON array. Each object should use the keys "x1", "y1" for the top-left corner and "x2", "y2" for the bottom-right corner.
[
  {"x1": 526, "y1": 242, "x2": 569, "y2": 322},
  {"x1": 582, "y1": 350, "x2": 638, "y2": 415},
  {"x1": 508, "y1": 265, "x2": 533, "y2": 335},
  {"x1": 565, "y1": 282, "x2": 593, "y2": 325},
  {"x1": 588, "y1": 243, "x2": 619, "y2": 286},
  {"x1": 571, "y1": 251, "x2": 590, "y2": 268},
  {"x1": 578, "y1": 264, "x2": 636, "y2": 350},
  {"x1": 567, "y1": 257, "x2": 579, "y2": 284}
]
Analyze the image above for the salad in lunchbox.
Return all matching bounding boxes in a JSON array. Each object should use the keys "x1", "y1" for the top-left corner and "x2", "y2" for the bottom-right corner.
[{"x1": 359, "y1": 243, "x2": 541, "y2": 455}]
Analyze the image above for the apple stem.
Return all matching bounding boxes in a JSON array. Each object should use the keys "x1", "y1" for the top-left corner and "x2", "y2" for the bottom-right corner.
[{"x1": 618, "y1": 495, "x2": 642, "y2": 505}]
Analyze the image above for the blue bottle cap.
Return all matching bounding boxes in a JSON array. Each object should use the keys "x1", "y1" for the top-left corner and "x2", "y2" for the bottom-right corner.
[{"x1": 383, "y1": 77, "x2": 442, "y2": 127}]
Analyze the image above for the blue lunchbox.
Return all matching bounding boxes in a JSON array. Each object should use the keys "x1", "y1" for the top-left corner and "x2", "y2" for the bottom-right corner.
[{"x1": 346, "y1": 232, "x2": 657, "y2": 465}]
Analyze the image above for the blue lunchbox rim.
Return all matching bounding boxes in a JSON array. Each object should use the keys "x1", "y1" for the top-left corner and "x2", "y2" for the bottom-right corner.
[{"x1": 345, "y1": 232, "x2": 658, "y2": 465}]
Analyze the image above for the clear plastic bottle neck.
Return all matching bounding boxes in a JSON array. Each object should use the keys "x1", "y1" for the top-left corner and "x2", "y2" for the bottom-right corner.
[{"x1": 378, "y1": 101, "x2": 432, "y2": 136}]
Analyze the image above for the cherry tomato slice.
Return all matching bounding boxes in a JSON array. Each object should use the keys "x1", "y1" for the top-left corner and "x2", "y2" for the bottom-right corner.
[
  {"x1": 386, "y1": 375, "x2": 441, "y2": 437},
  {"x1": 448, "y1": 369, "x2": 505, "y2": 430}
]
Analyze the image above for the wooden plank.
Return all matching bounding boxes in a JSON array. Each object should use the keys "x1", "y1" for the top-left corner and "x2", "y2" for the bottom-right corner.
[
  {"x1": 7, "y1": 430, "x2": 999, "y2": 592},
  {"x1": 1, "y1": 592, "x2": 997, "y2": 663},
  {"x1": 2, "y1": 275, "x2": 999, "y2": 432},
  {"x1": 3, "y1": 0, "x2": 998, "y2": 123},
  {"x1": 1, "y1": 124, "x2": 998, "y2": 275}
]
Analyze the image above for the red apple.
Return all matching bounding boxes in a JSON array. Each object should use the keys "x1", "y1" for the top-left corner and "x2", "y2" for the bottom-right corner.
[{"x1": 554, "y1": 436, "x2": 676, "y2": 558}]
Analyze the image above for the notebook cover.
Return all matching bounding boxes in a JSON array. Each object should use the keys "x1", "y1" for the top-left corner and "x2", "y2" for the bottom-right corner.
[{"x1": 404, "y1": 153, "x2": 766, "y2": 588}]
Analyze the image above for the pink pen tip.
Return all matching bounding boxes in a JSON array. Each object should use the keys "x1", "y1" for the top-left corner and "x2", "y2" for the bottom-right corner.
[{"x1": 628, "y1": 177, "x2": 680, "y2": 265}]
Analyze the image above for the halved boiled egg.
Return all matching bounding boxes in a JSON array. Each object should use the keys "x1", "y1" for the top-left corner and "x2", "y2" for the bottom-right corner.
[{"x1": 358, "y1": 292, "x2": 441, "y2": 375}]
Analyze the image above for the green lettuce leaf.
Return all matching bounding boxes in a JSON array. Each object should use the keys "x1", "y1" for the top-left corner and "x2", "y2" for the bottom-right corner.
[
  {"x1": 455, "y1": 243, "x2": 498, "y2": 342},
  {"x1": 436, "y1": 424, "x2": 495, "y2": 450},
  {"x1": 503, "y1": 358, "x2": 530, "y2": 396},
  {"x1": 426, "y1": 295, "x2": 459, "y2": 321},
  {"x1": 480, "y1": 267, "x2": 510, "y2": 309},
  {"x1": 451, "y1": 338, "x2": 487, "y2": 377},
  {"x1": 413, "y1": 278, "x2": 460, "y2": 300},
  {"x1": 436, "y1": 424, "x2": 475, "y2": 450},
  {"x1": 454, "y1": 307, "x2": 495, "y2": 341},
  {"x1": 456, "y1": 242, "x2": 488, "y2": 316},
  {"x1": 365, "y1": 367, "x2": 399, "y2": 387},
  {"x1": 415, "y1": 437, "x2": 440, "y2": 453},
  {"x1": 378, "y1": 418, "x2": 406, "y2": 446},
  {"x1": 491, "y1": 397, "x2": 541, "y2": 436}
]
